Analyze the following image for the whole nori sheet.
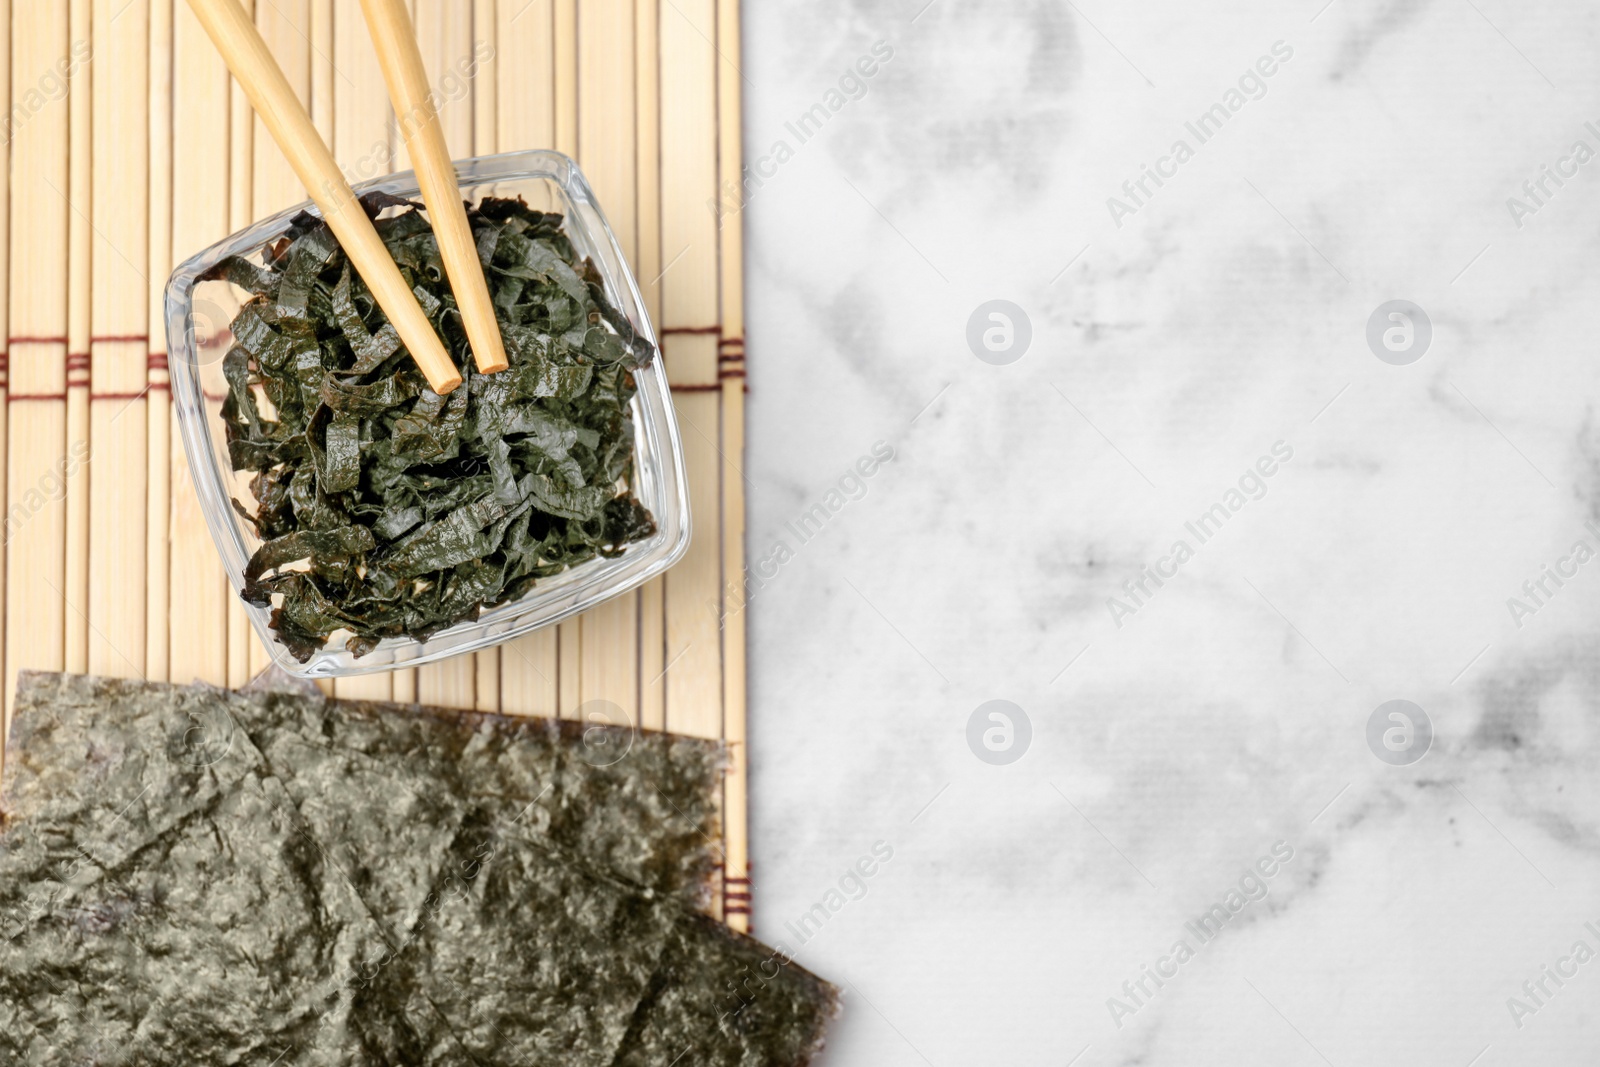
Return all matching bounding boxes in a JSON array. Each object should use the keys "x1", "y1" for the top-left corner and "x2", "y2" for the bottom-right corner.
[{"x1": 0, "y1": 673, "x2": 838, "y2": 1066}]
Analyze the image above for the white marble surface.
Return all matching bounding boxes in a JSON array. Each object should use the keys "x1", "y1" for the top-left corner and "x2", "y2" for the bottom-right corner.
[{"x1": 740, "y1": 1, "x2": 1600, "y2": 1063}]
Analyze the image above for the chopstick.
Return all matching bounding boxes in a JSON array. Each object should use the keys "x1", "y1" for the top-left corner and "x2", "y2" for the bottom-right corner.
[
  {"x1": 185, "y1": 0, "x2": 464, "y2": 395},
  {"x1": 361, "y1": 0, "x2": 509, "y2": 375}
]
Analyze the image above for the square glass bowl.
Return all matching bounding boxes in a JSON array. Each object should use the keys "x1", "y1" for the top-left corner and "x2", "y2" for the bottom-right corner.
[{"x1": 166, "y1": 149, "x2": 691, "y2": 678}]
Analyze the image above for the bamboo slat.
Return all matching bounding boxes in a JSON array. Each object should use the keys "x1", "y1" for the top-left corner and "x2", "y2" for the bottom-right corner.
[
  {"x1": 633, "y1": 0, "x2": 660, "y2": 331},
  {"x1": 0, "y1": 0, "x2": 10, "y2": 748},
  {"x1": 147, "y1": 0, "x2": 174, "y2": 682},
  {"x1": 227, "y1": 0, "x2": 254, "y2": 231},
  {"x1": 658, "y1": 0, "x2": 723, "y2": 740},
  {"x1": 311, "y1": 0, "x2": 333, "y2": 143},
  {"x1": 412, "y1": 0, "x2": 474, "y2": 158},
  {"x1": 494, "y1": 0, "x2": 552, "y2": 165},
  {"x1": 471, "y1": 0, "x2": 494, "y2": 157},
  {"x1": 88, "y1": 0, "x2": 151, "y2": 680},
  {"x1": 499, "y1": 630, "x2": 556, "y2": 717},
  {"x1": 64, "y1": 0, "x2": 90, "y2": 678},
  {"x1": 169, "y1": 0, "x2": 232, "y2": 687},
  {"x1": 716, "y1": 0, "x2": 749, "y2": 936},
  {"x1": 659, "y1": 0, "x2": 727, "y2": 925},
  {"x1": 553, "y1": 0, "x2": 575, "y2": 156},
  {"x1": 558, "y1": 618, "x2": 580, "y2": 718},
  {"x1": 4, "y1": 4, "x2": 72, "y2": 729},
  {"x1": 333, "y1": 0, "x2": 391, "y2": 185},
  {"x1": 252, "y1": 0, "x2": 311, "y2": 219},
  {"x1": 663, "y1": 397, "x2": 723, "y2": 721},
  {"x1": 474, "y1": 648, "x2": 499, "y2": 713},
  {"x1": 639, "y1": 579, "x2": 664, "y2": 731},
  {"x1": 0, "y1": 0, "x2": 752, "y2": 928},
  {"x1": 417, "y1": 655, "x2": 475, "y2": 708},
  {"x1": 658, "y1": 0, "x2": 718, "y2": 387}
]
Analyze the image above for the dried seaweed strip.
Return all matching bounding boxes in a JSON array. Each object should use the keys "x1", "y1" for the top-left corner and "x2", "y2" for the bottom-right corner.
[
  {"x1": 330, "y1": 264, "x2": 403, "y2": 374},
  {"x1": 221, "y1": 194, "x2": 659, "y2": 659}
]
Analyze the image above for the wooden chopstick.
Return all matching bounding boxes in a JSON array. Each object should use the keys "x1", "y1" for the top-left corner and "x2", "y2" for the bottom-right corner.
[
  {"x1": 185, "y1": 0, "x2": 464, "y2": 395},
  {"x1": 360, "y1": 0, "x2": 508, "y2": 375}
]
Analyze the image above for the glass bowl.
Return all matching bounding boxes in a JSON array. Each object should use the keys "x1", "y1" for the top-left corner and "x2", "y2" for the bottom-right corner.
[{"x1": 165, "y1": 149, "x2": 691, "y2": 678}]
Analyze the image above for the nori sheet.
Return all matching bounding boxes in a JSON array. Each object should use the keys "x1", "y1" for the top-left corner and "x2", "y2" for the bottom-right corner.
[
  {"x1": 0, "y1": 681, "x2": 450, "y2": 1064},
  {"x1": 0, "y1": 672, "x2": 838, "y2": 1066},
  {"x1": 235, "y1": 683, "x2": 725, "y2": 905},
  {"x1": 612, "y1": 913, "x2": 840, "y2": 1067}
]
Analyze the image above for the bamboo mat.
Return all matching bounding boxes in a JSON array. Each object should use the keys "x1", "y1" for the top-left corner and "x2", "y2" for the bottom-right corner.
[{"x1": 0, "y1": 0, "x2": 751, "y2": 932}]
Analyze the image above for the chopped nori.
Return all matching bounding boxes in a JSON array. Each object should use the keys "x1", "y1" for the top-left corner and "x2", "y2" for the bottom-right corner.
[
  {"x1": 211, "y1": 193, "x2": 659, "y2": 660},
  {"x1": 0, "y1": 673, "x2": 838, "y2": 1066}
]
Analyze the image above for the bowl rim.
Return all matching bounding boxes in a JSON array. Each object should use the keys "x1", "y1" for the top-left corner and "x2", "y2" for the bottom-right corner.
[{"x1": 165, "y1": 149, "x2": 692, "y2": 678}]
